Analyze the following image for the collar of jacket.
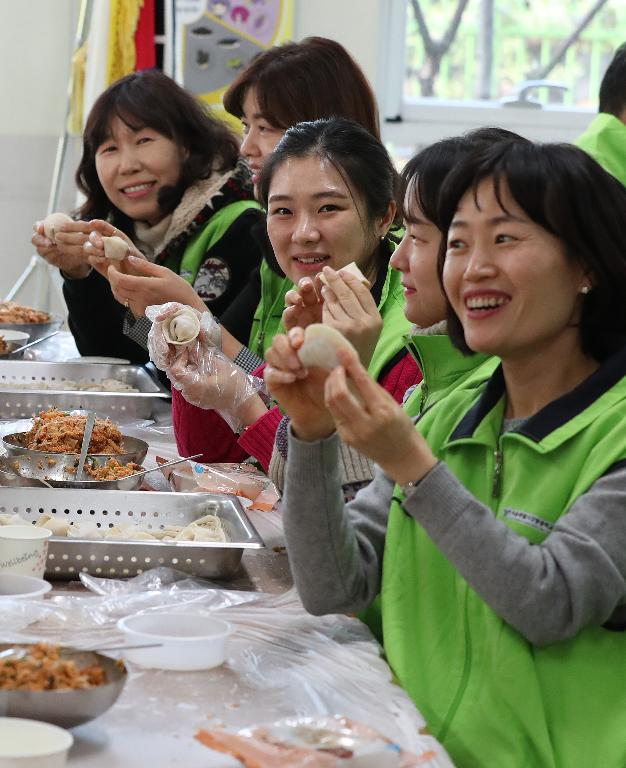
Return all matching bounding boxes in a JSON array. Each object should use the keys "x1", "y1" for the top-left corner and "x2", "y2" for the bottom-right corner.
[
  {"x1": 154, "y1": 157, "x2": 256, "y2": 260},
  {"x1": 450, "y1": 343, "x2": 626, "y2": 445}
]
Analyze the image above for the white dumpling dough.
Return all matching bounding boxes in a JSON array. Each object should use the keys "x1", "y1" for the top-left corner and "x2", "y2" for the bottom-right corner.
[
  {"x1": 163, "y1": 307, "x2": 201, "y2": 345},
  {"x1": 319, "y1": 261, "x2": 370, "y2": 288},
  {"x1": 102, "y1": 235, "x2": 130, "y2": 262},
  {"x1": 297, "y1": 324, "x2": 357, "y2": 370},
  {"x1": 42, "y1": 212, "x2": 73, "y2": 244},
  {"x1": 35, "y1": 513, "x2": 70, "y2": 537}
]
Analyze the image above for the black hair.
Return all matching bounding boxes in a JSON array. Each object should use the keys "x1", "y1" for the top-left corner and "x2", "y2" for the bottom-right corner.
[
  {"x1": 257, "y1": 117, "x2": 399, "y2": 229},
  {"x1": 599, "y1": 42, "x2": 626, "y2": 117},
  {"x1": 76, "y1": 70, "x2": 240, "y2": 227},
  {"x1": 223, "y1": 37, "x2": 380, "y2": 139},
  {"x1": 436, "y1": 140, "x2": 626, "y2": 361},
  {"x1": 401, "y1": 127, "x2": 529, "y2": 229}
]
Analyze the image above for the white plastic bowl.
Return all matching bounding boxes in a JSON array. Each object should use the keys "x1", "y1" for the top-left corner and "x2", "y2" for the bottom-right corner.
[
  {"x1": 0, "y1": 717, "x2": 73, "y2": 768},
  {"x1": 117, "y1": 612, "x2": 231, "y2": 671},
  {"x1": 0, "y1": 573, "x2": 52, "y2": 599}
]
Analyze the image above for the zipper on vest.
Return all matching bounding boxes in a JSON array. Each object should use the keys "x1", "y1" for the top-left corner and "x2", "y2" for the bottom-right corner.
[
  {"x1": 256, "y1": 331, "x2": 265, "y2": 356},
  {"x1": 419, "y1": 381, "x2": 429, "y2": 414},
  {"x1": 492, "y1": 448, "x2": 503, "y2": 498}
]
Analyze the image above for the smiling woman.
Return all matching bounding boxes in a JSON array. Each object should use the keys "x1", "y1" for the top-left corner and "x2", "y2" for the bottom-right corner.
[
  {"x1": 274, "y1": 140, "x2": 626, "y2": 768},
  {"x1": 31, "y1": 70, "x2": 264, "y2": 363}
]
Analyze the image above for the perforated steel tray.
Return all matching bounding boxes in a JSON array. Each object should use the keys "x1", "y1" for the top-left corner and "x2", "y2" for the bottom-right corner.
[
  {"x1": 0, "y1": 488, "x2": 264, "y2": 580},
  {"x1": 0, "y1": 361, "x2": 170, "y2": 420}
]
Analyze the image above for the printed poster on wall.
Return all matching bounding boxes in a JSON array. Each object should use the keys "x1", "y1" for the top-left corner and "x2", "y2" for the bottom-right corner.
[{"x1": 174, "y1": 0, "x2": 293, "y2": 119}]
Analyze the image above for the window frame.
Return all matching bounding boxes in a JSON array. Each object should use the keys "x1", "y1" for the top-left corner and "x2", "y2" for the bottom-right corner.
[{"x1": 379, "y1": 0, "x2": 596, "y2": 145}]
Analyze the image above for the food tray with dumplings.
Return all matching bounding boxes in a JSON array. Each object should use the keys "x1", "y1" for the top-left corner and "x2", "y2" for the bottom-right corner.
[
  {"x1": 0, "y1": 361, "x2": 170, "y2": 420},
  {"x1": 0, "y1": 488, "x2": 264, "y2": 580}
]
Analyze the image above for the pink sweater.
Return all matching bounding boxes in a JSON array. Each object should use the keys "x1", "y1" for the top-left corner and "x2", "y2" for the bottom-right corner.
[{"x1": 172, "y1": 354, "x2": 422, "y2": 470}]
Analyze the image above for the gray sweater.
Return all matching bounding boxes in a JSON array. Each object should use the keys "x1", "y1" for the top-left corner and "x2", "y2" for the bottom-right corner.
[{"x1": 282, "y1": 429, "x2": 626, "y2": 647}]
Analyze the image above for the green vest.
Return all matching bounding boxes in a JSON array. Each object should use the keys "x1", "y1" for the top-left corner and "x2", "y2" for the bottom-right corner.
[
  {"x1": 163, "y1": 200, "x2": 261, "y2": 284},
  {"x1": 575, "y1": 113, "x2": 626, "y2": 188},
  {"x1": 402, "y1": 333, "x2": 495, "y2": 418},
  {"x1": 383, "y1": 358, "x2": 626, "y2": 767},
  {"x1": 359, "y1": 335, "x2": 495, "y2": 643},
  {"x1": 248, "y1": 259, "x2": 411, "y2": 381}
]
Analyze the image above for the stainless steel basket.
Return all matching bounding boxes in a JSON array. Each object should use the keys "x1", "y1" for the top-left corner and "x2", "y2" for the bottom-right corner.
[
  {"x1": 0, "y1": 488, "x2": 264, "y2": 580},
  {"x1": 0, "y1": 361, "x2": 170, "y2": 420}
]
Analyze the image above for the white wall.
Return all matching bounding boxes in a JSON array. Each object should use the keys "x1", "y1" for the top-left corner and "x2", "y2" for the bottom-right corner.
[{"x1": 0, "y1": 0, "x2": 80, "y2": 307}]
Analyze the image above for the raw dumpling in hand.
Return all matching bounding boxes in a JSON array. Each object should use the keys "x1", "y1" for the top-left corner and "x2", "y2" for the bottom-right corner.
[
  {"x1": 102, "y1": 235, "x2": 130, "y2": 262},
  {"x1": 163, "y1": 307, "x2": 201, "y2": 345},
  {"x1": 319, "y1": 261, "x2": 370, "y2": 288},
  {"x1": 297, "y1": 324, "x2": 358, "y2": 370},
  {"x1": 42, "y1": 212, "x2": 73, "y2": 244}
]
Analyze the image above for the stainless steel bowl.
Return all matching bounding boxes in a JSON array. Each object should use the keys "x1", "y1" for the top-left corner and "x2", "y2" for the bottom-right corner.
[
  {"x1": 0, "y1": 644, "x2": 127, "y2": 728},
  {"x1": 2, "y1": 433, "x2": 148, "y2": 489},
  {"x1": 0, "y1": 330, "x2": 30, "y2": 360},
  {"x1": 0, "y1": 456, "x2": 144, "y2": 490},
  {"x1": 0, "y1": 313, "x2": 63, "y2": 343}
]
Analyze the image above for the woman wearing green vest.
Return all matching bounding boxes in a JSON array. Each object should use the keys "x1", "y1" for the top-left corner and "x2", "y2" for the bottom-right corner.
[
  {"x1": 32, "y1": 70, "x2": 263, "y2": 363},
  {"x1": 271, "y1": 141, "x2": 626, "y2": 767},
  {"x1": 148, "y1": 118, "x2": 416, "y2": 467}
]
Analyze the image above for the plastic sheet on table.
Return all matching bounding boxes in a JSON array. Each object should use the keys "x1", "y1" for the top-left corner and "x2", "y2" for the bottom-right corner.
[{"x1": 0, "y1": 568, "x2": 451, "y2": 762}]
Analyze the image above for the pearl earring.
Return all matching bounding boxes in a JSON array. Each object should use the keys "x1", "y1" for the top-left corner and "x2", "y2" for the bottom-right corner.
[{"x1": 581, "y1": 285, "x2": 590, "y2": 295}]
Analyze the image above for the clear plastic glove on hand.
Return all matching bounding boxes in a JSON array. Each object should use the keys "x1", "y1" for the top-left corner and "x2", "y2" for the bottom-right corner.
[
  {"x1": 146, "y1": 302, "x2": 222, "y2": 371},
  {"x1": 147, "y1": 302, "x2": 263, "y2": 431}
]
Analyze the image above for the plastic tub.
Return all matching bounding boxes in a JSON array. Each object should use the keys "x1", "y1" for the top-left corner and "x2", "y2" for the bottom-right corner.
[
  {"x1": 117, "y1": 612, "x2": 231, "y2": 671},
  {"x1": 0, "y1": 717, "x2": 73, "y2": 768},
  {"x1": 0, "y1": 573, "x2": 52, "y2": 599}
]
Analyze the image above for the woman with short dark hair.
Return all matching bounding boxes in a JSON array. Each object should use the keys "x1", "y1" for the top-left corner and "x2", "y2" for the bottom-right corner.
[
  {"x1": 268, "y1": 141, "x2": 626, "y2": 767},
  {"x1": 32, "y1": 70, "x2": 263, "y2": 362}
]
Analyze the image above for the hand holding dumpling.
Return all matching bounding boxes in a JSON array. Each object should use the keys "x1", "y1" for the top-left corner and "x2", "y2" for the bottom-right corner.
[{"x1": 32, "y1": 214, "x2": 92, "y2": 278}]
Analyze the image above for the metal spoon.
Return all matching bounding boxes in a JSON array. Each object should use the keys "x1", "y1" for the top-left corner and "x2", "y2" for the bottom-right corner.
[
  {"x1": 75, "y1": 411, "x2": 96, "y2": 481},
  {"x1": 9, "y1": 330, "x2": 61, "y2": 356},
  {"x1": 123, "y1": 453, "x2": 203, "y2": 481},
  {"x1": 0, "y1": 643, "x2": 164, "y2": 661}
]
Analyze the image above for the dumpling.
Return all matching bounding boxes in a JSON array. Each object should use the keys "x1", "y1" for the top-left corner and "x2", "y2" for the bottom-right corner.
[
  {"x1": 297, "y1": 324, "x2": 357, "y2": 370},
  {"x1": 319, "y1": 261, "x2": 370, "y2": 288},
  {"x1": 102, "y1": 235, "x2": 130, "y2": 262},
  {"x1": 42, "y1": 212, "x2": 73, "y2": 244},
  {"x1": 36, "y1": 513, "x2": 70, "y2": 537},
  {"x1": 163, "y1": 307, "x2": 201, "y2": 345},
  {"x1": 0, "y1": 513, "x2": 28, "y2": 526}
]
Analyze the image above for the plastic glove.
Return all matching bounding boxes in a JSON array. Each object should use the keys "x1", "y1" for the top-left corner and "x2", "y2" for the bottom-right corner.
[
  {"x1": 168, "y1": 347, "x2": 266, "y2": 432},
  {"x1": 146, "y1": 302, "x2": 222, "y2": 372},
  {"x1": 147, "y1": 302, "x2": 263, "y2": 432}
]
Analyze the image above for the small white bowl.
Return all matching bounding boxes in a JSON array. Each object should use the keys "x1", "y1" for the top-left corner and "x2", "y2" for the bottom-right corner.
[
  {"x1": 0, "y1": 717, "x2": 73, "y2": 768},
  {"x1": 0, "y1": 573, "x2": 52, "y2": 599},
  {"x1": 117, "y1": 612, "x2": 231, "y2": 671}
]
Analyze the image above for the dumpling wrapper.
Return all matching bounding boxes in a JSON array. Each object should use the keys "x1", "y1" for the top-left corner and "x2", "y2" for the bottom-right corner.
[
  {"x1": 318, "y1": 261, "x2": 370, "y2": 288},
  {"x1": 36, "y1": 513, "x2": 70, "y2": 537},
  {"x1": 163, "y1": 307, "x2": 201, "y2": 345},
  {"x1": 297, "y1": 324, "x2": 358, "y2": 370},
  {"x1": 42, "y1": 212, "x2": 73, "y2": 244},
  {"x1": 102, "y1": 235, "x2": 130, "y2": 262}
]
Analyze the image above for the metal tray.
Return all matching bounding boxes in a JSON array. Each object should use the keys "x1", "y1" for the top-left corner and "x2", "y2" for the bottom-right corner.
[
  {"x1": 0, "y1": 361, "x2": 170, "y2": 420},
  {"x1": 0, "y1": 488, "x2": 264, "y2": 580}
]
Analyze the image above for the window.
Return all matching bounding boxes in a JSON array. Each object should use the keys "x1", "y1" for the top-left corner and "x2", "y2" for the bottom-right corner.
[{"x1": 381, "y1": 0, "x2": 625, "y2": 157}]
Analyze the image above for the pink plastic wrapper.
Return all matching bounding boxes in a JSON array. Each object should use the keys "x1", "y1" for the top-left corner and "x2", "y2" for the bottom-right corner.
[{"x1": 196, "y1": 715, "x2": 452, "y2": 767}]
